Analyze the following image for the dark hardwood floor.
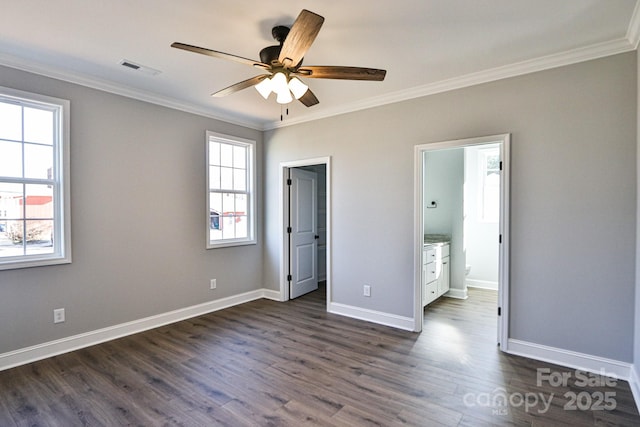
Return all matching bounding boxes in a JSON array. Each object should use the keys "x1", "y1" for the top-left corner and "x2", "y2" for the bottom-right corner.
[{"x1": 0, "y1": 285, "x2": 638, "y2": 426}]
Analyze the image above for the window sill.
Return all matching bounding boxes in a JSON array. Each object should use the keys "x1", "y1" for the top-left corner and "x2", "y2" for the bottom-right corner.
[
  {"x1": 207, "y1": 239, "x2": 257, "y2": 250},
  {"x1": 0, "y1": 255, "x2": 72, "y2": 271}
]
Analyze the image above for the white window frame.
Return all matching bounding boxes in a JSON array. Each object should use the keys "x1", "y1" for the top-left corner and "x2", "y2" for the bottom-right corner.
[
  {"x1": 0, "y1": 86, "x2": 71, "y2": 270},
  {"x1": 206, "y1": 131, "x2": 256, "y2": 249}
]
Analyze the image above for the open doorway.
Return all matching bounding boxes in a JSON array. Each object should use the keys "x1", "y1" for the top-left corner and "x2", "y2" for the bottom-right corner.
[
  {"x1": 279, "y1": 157, "x2": 331, "y2": 306},
  {"x1": 413, "y1": 135, "x2": 510, "y2": 350}
]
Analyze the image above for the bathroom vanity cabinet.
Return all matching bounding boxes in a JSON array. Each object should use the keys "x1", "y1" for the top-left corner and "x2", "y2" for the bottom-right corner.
[{"x1": 422, "y1": 243, "x2": 450, "y2": 307}]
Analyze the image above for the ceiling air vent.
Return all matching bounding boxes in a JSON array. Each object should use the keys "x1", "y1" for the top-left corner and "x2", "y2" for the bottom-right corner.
[{"x1": 119, "y1": 60, "x2": 161, "y2": 76}]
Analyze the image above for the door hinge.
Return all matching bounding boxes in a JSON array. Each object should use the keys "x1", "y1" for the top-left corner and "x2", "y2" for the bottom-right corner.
[
  {"x1": 499, "y1": 234, "x2": 502, "y2": 244},
  {"x1": 498, "y1": 307, "x2": 501, "y2": 316},
  {"x1": 287, "y1": 226, "x2": 292, "y2": 233},
  {"x1": 499, "y1": 161, "x2": 503, "y2": 171},
  {"x1": 287, "y1": 178, "x2": 292, "y2": 185},
  {"x1": 287, "y1": 274, "x2": 292, "y2": 282}
]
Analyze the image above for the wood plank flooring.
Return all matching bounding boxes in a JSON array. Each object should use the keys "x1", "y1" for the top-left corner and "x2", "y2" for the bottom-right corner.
[{"x1": 0, "y1": 285, "x2": 638, "y2": 426}]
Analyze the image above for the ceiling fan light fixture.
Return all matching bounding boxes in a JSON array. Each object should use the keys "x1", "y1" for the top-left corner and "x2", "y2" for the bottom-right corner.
[
  {"x1": 288, "y1": 77, "x2": 309, "y2": 99},
  {"x1": 270, "y1": 72, "x2": 289, "y2": 95},
  {"x1": 254, "y1": 76, "x2": 272, "y2": 99},
  {"x1": 276, "y1": 88, "x2": 293, "y2": 104},
  {"x1": 172, "y1": 9, "x2": 386, "y2": 112}
]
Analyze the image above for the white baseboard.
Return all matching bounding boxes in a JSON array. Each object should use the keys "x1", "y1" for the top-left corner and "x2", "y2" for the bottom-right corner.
[
  {"x1": 261, "y1": 289, "x2": 282, "y2": 301},
  {"x1": 328, "y1": 302, "x2": 415, "y2": 331},
  {"x1": 445, "y1": 287, "x2": 468, "y2": 299},
  {"x1": 630, "y1": 365, "x2": 640, "y2": 413},
  {"x1": 507, "y1": 339, "x2": 632, "y2": 381},
  {"x1": 466, "y1": 279, "x2": 498, "y2": 290},
  {"x1": 0, "y1": 288, "x2": 277, "y2": 372}
]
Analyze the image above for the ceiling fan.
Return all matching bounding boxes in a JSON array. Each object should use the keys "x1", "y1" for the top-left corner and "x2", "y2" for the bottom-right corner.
[{"x1": 171, "y1": 9, "x2": 386, "y2": 108}]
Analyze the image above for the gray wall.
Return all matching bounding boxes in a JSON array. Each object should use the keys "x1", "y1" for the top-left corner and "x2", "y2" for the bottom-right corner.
[
  {"x1": 0, "y1": 65, "x2": 263, "y2": 354},
  {"x1": 264, "y1": 52, "x2": 637, "y2": 362},
  {"x1": 423, "y1": 149, "x2": 464, "y2": 291}
]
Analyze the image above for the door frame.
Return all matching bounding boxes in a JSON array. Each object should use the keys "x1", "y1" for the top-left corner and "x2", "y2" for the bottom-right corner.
[
  {"x1": 279, "y1": 157, "x2": 331, "y2": 307},
  {"x1": 414, "y1": 134, "x2": 510, "y2": 351},
  {"x1": 289, "y1": 167, "x2": 319, "y2": 299}
]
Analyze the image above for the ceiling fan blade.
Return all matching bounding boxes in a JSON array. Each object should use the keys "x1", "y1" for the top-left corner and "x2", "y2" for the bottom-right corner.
[
  {"x1": 211, "y1": 75, "x2": 270, "y2": 97},
  {"x1": 298, "y1": 89, "x2": 319, "y2": 107},
  {"x1": 171, "y1": 42, "x2": 270, "y2": 70},
  {"x1": 278, "y1": 10, "x2": 324, "y2": 68},
  {"x1": 295, "y1": 66, "x2": 386, "y2": 81}
]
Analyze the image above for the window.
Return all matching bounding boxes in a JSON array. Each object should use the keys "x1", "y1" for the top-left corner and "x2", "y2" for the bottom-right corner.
[
  {"x1": 206, "y1": 131, "x2": 256, "y2": 248},
  {"x1": 0, "y1": 87, "x2": 70, "y2": 270},
  {"x1": 478, "y1": 147, "x2": 500, "y2": 223}
]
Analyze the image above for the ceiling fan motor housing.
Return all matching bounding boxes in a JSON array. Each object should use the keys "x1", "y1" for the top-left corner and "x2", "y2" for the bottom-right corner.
[
  {"x1": 260, "y1": 25, "x2": 302, "y2": 67},
  {"x1": 170, "y1": 9, "x2": 386, "y2": 109},
  {"x1": 259, "y1": 45, "x2": 281, "y2": 65}
]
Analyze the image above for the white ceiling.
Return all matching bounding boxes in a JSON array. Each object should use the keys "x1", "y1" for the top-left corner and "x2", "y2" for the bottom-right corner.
[{"x1": 1, "y1": 0, "x2": 638, "y2": 130}]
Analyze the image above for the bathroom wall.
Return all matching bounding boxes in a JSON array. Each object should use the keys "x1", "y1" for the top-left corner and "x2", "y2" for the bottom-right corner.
[
  {"x1": 423, "y1": 149, "x2": 465, "y2": 291},
  {"x1": 463, "y1": 145, "x2": 499, "y2": 289}
]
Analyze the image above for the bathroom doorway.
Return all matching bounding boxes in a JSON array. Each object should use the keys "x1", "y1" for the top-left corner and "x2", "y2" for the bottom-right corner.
[{"x1": 413, "y1": 134, "x2": 510, "y2": 350}]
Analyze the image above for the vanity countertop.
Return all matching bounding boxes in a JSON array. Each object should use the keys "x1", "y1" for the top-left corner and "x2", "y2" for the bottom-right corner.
[{"x1": 424, "y1": 234, "x2": 450, "y2": 246}]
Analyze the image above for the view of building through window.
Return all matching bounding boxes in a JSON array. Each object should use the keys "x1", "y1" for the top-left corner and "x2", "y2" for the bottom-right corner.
[
  {"x1": 206, "y1": 132, "x2": 255, "y2": 248},
  {"x1": 0, "y1": 90, "x2": 66, "y2": 266}
]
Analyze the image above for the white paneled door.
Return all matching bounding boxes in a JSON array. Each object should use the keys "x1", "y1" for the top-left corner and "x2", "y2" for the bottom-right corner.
[{"x1": 289, "y1": 168, "x2": 318, "y2": 299}]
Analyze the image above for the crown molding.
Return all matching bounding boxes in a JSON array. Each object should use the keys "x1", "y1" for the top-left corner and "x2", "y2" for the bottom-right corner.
[
  {"x1": 627, "y1": 0, "x2": 640, "y2": 49},
  {"x1": 0, "y1": 30, "x2": 636, "y2": 133},
  {"x1": 0, "y1": 53, "x2": 263, "y2": 131},
  {"x1": 265, "y1": 37, "x2": 635, "y2": 130}
]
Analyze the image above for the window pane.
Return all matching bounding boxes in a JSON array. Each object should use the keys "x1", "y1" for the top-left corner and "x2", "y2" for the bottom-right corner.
[
  {"x1": 233, "y1": 169, "x2": 246, "y2": 191},
  {"x1": 222, "y1": 193, "x2": 236, "y2": 239},
  {"x1": 233, "y1": 145, "x2": 246, "y2": 169},
  {"x1": 0, "y1": 183, "x2": 23, "y2": 257},
  {"x1": 222, "y1": 215, "x2": 236, "y2": 239},
  {"x1": 0, "y1": 220, "x2": 24, "y2": 257},
  {"x1": 210, "y1": 227, "x2": 222, "y2": 241},
  {"x1": 0, "y1": 102, "x2": 22, "y2": 141},
  {"x1": 209, "y1": 141, "x2": 220, "y2": 166},
  {"x1": 0, "y1": 140, "x2": 23, "y2": 178},
  {"x1": 235, "y1": 215, "x2": 248, "y2": 238},
  {"x1": 220, "y1": 167, "x2": 233, "y2": 190},
  {"x1": 25, "y1": 184, "x2": 53, "y2": 219},
  {"x1": 486, "y1": 153, "x2": 500, "y2": 173},
  {"x1": 25, "y1": 220, "x2": 54, "y2": 254},
  {"x1": 222, "y1": 192, "x2": 235, "y2": 216},
  {"x1": 209, "y1": 166, "x2": 220, "y2": 190},
  {"x1": 0, "y1": 182, "x2": 23, "y2": 220},
  {"x1": 24, "y1": 143, "x2": 53, "y2": 179},
  {"x1": 220, "y1": 143, "x2": 233, "y2": 167},
  {"x1": 235, "y1": 194, "x2": 247, "y2": 215},
  {"x1": 210, "y1": 192, "x2": 222, "y2": 213},
  {"x1": 24, "y1": 107, "x2": 54, "y2": 145}
]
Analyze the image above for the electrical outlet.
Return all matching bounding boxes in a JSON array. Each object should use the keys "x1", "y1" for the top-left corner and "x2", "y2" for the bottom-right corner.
[
  {"x1": 53, "y1": 308, "x2": 65, "y2": 324},
  {"x1": 363, "y1": 285, "x2": 371, "y2": 297},
  {"x1": 210, "y1": 279, "x2": 217, "y2": 290}
]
